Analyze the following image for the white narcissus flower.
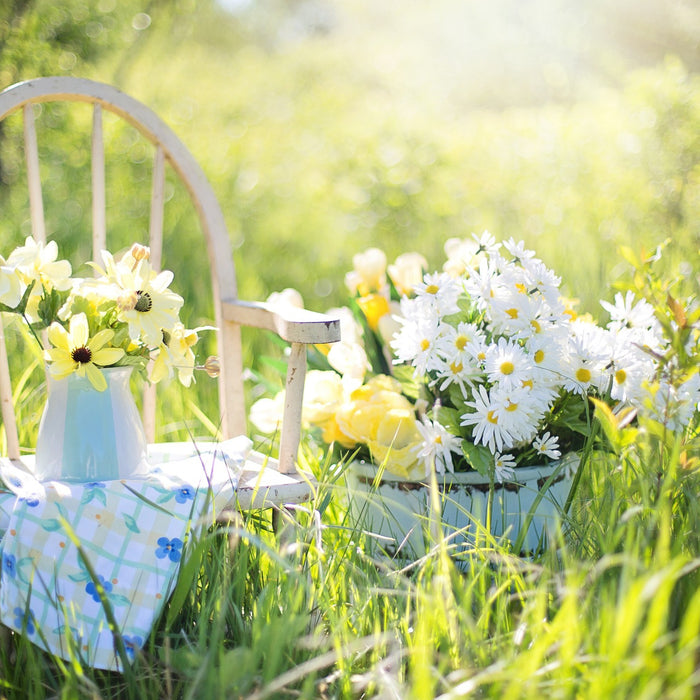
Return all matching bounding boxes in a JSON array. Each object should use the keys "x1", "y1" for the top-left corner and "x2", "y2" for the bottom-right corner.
[
  {"x1": 250, "y1": 392, "x2": 286, "y2": 435},
  {"x1": 266, "y1": 288, "x2": 304, "y2": 311},
  {"x1": 326, "y1": 341, "x2": 369, "y2": 389},
  {"x1": 387, "y1": 252, "x2": 428, "y2": 296},
  {"x1": 45, "y1": 312, "x2": 125, "y2": 391},
  {"x1": 100, "y1": 251, "x2": 184, "y2": 346},
  {"x1": 0, "y1": 258, "x2": 23, "y2": 308},
  {"x1": 344, "y1": 248, "x2": 387, "y2": 296},
  {"x1": 301, "y1": 370, "x2": 347, "y2": 427},
  {"x1": 7, "y1": 236, "x2": 72, "y2": 291}
]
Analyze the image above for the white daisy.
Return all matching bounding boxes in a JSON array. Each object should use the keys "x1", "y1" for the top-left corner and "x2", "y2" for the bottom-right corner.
[
  {"x1": 413, "y1": 271, "x2": 463, "y2": 317},
  {"x1": 531, "y1": 431, "x2": 561, "y2": 460},
  {"x1": 414, "y1": 416, "x2": 462, "y2": 475},
  {"x1": 601, "y1": 291, "x2": 658, "y2": 333},
  {"x1": 494, "y1": 453, "x2": 517, "y2": 483},
  {"x1": 460, "y1": 385, "x2": 517, "y2": 454},
  {"x1": 391, "y1": 306, "x2": 442, "y2": 375},
  {"x1": 483, "y1": 338, "x2": 533, "y2": 391}
]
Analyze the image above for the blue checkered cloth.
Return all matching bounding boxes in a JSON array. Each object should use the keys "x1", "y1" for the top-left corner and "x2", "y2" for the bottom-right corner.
[{"x1": 0, "y1": 438, "x2": 247, "y2": 671}]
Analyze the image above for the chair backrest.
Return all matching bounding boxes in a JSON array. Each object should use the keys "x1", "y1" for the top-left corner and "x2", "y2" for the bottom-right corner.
[{"x1": 0, "y1": 76, "x2": 248, "y2": 456}]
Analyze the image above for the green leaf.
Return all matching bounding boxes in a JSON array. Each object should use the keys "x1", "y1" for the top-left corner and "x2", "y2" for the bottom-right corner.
[
  {"x1": 68, "y1": 570, "x2": 92, "y2": 583},
  {"x1": 461, "y1": 440, "x2": 492, "y2": 477},
  {"x1": 590, "y1": 396, "x2": 620, "y2": 454},
  {"x1": 109, "y1": 594, "x2": 132, "y2": 607},
  {"x1": 81, "y1": 488, "x2": 107, "y2": 506},
  {"x1": 41, "y1": 518, "x2": 63, "y2": 532},
  {"x1": 434, "y1": 406, "x2": 461, "y2": 436},
  {"x1": 0, "y1": 279, "x2": 35, "y2": 315},
  {"x1": 37, "y1": 287, "x2": 65, "y2": 328},
  {"x1": 123, "y1": 513, "x2": 141, "y2": 534}
]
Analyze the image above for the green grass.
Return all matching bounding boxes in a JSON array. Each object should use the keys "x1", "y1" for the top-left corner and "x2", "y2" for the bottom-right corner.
[
  {"x1": 0, "y1": 3, "x2": 698, "y2": 697},
  {"x1": 1, "y1": 434, "x2": 700, "y2": 698}
]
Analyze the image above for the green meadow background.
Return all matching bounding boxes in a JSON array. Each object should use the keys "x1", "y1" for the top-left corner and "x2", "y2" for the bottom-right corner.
[{"x1": 0, "y1": 1, "x2": 699, "y2": 698}]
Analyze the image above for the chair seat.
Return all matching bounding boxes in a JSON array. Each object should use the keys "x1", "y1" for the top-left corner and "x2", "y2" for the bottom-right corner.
[
  {"x1": 1, "y1": 442, "x2": 315, "y2": 518},
  {"x1": 145, "y1": 441, "x2": 315, "y2": 511}
]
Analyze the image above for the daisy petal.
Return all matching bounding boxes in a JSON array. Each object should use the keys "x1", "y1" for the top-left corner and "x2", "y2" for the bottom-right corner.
[
  {"x1": 69, "y1": 313, "x2": 89, "y2": 348},
  {"x1": 47, "y1": 323, "x2": 71, "y2": 352},
  {"x1": 92, "y1": 347, "x2": 125, "y2": 367},
  {"x1": 87, "y1": 328, "x2": 115, "y2": 352},
  {"x1": 84, "y1": 362, "x2": 107, "y2": 392}
]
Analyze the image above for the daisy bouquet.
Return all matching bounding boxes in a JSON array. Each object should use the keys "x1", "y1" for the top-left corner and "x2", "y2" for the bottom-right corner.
[
  {"x1": 0, "y1": 236, "x2": 205, "y2": 391},
  {"x1": 287, "y1": 233, "x2": 699, "y2": 482}
]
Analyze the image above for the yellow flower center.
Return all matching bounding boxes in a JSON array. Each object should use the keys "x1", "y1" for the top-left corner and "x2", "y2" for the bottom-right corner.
[
  {"x1": 530, "y1": 319, "x2": 541, "y2": 333},
  {"x1": 576, "y1": 367, "x2": 591, "y2": 383},
  {"x1": 500, "y1": 361, "x2": 515, "y2": 375},
  {"x1": 506, "y1": 308, "x2": 519, "y2": 319},
  {"x1": 455, "y1": 334, "x2": 468, "y2": 350},
  {"x1": 615, "y1": 369, "x2": 627, "y2": 384},
  {"x1": 515, "y1": 282, "x2": 527, "y2": 294},
  {"x1": 450, "y1": 361, "x2": 463, "y2": 374},
  {"x1": 534, "y1": 349, "x2": 545, "y2": 364},
  {"x1": 477, "y1": 352, "x2": 486, "y2": 361},
  {"x1": 425, "y1": 284, "x2": 439, "y2": 295},
  {"x1": 420, "y1": 338, "x2": 430, "y2": 351},
  {"x1": 487, "y1": 410, "x2": 498, "y2": 424},
  {"x1": 505, "y1": 401, "x2": 518, "y2": 412},
  {"x1": 435, "y1": 435, "x2": 443, "y2": 445},
  {"x1": 522, "y1": 379, "x2": 534, "y2": 389}
]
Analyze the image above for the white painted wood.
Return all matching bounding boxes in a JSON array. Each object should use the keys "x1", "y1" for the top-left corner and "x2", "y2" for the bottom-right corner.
[
  {"x1": 0, "y1": 317, "x2": 19, "y2": 461},
  {"x1": 278, "y1": 342, "x2": 307, "y2": 473},
  {"x1": 0, "y1": 77, "x2": 341, "y2": 508},
  {"x1": 149, "y1": 145, "x2": 165, "y2": 270},
  {"x1": 223, "y1": 300, "x2": 340, "y2": 344},
  {"x1": 91, "y1": 104, "x2": 106, "y2": 264},
  {"x1": 22, "y1": 104, "x2": 45, "y2": 244},
  {"x1": 234, "y1": 451, "x2": 315, "y2": 509},
  {"x1": 142, "y1": 145, "x2": 166, "y2": 442}
]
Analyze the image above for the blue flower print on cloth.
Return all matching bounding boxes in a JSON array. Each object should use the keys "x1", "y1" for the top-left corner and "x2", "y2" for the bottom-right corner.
[
  {"x1": 155, "y1": 537, "x2": 183, "y2": 563},
  {"x1": 13, "y1": 606, "x2": 35, "y2": 635},
  {"x1": 0, "y1": 437, "x2": 248, "y2": 671},
  {"x1": 85, "y1": 575, "x2": 113, "y2": 603},
  {"x1": 2, "y1": 552, "x2": 16, "y2": 579},
  {"x1": 174, "y1": 485, "x2": 195, "y2": 504}
]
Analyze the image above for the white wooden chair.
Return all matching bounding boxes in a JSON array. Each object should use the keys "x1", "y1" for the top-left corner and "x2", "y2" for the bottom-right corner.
[{"x1": 0, "y1": 76, "x2": 340, "y2": 511}]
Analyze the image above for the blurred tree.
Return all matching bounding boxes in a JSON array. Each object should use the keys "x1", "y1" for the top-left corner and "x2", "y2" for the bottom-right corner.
[{"x1": 0, "y1": 0, "x2": 208, "y2": 89}]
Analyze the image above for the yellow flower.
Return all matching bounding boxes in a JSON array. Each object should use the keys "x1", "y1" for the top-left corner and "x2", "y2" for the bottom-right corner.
[
  {"x1": 150, "y1": 323, "x2": 199, "y2": 387},
  {"x1": 357, "y1": 293, "x2": 390, "y2": 331},
  {"x1": 46, "y1": 313, "x2": 125, "y2": 391},
  {"x1": 336, "y1": 374, "x2": 424, "y2": 478}
]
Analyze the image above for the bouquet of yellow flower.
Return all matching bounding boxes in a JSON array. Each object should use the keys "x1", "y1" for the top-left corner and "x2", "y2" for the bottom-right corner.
[
  {"x1": 0, "y1": 236, "x2": 204, "y2": 391},
  {"x1": 252, "y1": 233, "x2": 699, "y2": 482}
]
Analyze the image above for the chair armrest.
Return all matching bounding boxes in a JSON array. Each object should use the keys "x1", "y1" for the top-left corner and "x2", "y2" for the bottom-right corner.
[{"x1": 222, "y1": 299, "x2": 340, "y2": 344}]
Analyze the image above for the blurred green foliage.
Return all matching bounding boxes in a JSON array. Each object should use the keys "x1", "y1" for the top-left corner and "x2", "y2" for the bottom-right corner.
[{"x1": 0, "y1": 0, "x2": 698, "y2": 438}]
